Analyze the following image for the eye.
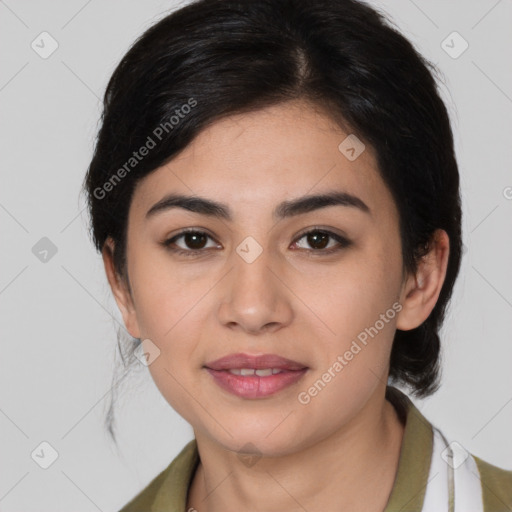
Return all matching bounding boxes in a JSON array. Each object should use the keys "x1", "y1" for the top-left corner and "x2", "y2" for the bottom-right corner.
[
  {"x1": 162, "y1": 229, "x2": 221, "y2": 255},
  {"x1": 291, "y1": 229, "x2": 352, "y2": 253},
  {"x1": 161, "y1": 228, "x2": 351, "y2": 257}
]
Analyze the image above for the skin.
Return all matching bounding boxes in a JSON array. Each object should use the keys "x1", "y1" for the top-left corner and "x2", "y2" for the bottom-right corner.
[{"x1": 103, "y1": 99, "x2": 449, "y2": 512}]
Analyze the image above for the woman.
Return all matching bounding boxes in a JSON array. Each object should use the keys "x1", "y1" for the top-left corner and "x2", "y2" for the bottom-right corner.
[{"x1": 83, "y1": 0, "x2": 512, "y2": 510}]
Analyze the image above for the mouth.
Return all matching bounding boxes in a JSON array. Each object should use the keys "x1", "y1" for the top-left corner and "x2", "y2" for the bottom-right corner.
[{"x1": 204, "y1": 353, "x2": 309, "y2": 399}]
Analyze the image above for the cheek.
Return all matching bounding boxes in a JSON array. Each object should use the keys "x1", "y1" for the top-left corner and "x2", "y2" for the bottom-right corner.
[
  {"x1": 296, "y1": 254, "x2": 402, "y2": 401},
  {"x1": 301, "y1": 256, "x2": 399, "y2": 339},
  {"x1": 145, "y1": 358, "x2": 195, "y2": 423},
  {"x1": 128, "y1": 251, "x2": 215, "y2": 340}
]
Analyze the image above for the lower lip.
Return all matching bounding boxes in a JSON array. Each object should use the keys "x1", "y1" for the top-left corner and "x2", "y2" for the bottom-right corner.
[{"x1": 205, "y1": 368, "x2": 308, "y2": 398}]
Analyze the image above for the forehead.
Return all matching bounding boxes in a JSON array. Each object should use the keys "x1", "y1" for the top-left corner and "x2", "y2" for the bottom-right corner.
[{"x1": 130, "y1": 100, "x2": 394, "y2": 220}]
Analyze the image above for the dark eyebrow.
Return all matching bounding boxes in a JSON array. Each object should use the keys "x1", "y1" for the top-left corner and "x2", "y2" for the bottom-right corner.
[
  {"x1": 145, "y1": 191, "x2": 370, "y2": 221},
  {"x1": 275, "y1": 191, "x2": 371, "y2": 218}
]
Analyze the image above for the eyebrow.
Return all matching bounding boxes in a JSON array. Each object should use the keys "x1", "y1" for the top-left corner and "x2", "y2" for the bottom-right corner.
[{"x1": 145, "y1": 191, "x2": 371, "y2": 221}]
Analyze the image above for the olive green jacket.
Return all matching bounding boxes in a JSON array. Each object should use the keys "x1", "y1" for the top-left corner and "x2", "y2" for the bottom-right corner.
[{"x1": 118, "y1": 388, "x2": 512, "y2": 511}]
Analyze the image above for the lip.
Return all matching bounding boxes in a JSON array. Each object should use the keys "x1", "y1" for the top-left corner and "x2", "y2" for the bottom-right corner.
[
  {"x1": 204, "y1": 353, "x2": 308, "y2": 399},
  {"x1": 204, "y1": 353, "x2": 308, "y2": 371}
]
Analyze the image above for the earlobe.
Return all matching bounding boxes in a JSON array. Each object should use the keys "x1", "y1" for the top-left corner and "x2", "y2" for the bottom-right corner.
[
  {"x1": 101, "y1": 237, "x2": 141, "y2": 339},
  {"x1": 396, "y1": 230, "x2": 450, "y2": 331}
]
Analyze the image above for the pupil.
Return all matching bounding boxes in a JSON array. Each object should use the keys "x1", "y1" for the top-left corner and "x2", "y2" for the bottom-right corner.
[
  {"x1": 186, "y1": 232, "x2": 207, "y2": 249},
  {"x1": 308, "y1": 232, "x2": 329, "y2": 249}
]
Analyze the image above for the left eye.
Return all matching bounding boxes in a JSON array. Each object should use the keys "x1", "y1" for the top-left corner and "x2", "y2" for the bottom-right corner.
[{"x1": 292, "y1": 230, "x2": 351, "y2": 252}]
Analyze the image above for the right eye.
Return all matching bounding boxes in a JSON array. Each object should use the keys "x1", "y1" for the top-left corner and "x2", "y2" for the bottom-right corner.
[{"x1": 162, "y1": 229, "x2": 222, "y2": 255}]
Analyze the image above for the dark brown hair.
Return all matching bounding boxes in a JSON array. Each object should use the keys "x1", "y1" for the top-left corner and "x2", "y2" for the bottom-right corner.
[{"x1": 82, "y1": 0, "x2": 463, "y2": 442}]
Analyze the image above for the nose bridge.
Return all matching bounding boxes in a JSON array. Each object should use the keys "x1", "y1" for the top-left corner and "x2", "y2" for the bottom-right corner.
[{"x1": 216, "y1": 240, "x2": 293, "y2": 332}]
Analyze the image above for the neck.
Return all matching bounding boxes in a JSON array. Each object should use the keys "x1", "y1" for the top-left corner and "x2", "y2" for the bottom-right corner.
[{"x1": 187, "y1": 388, "x2": 405, "y2": 512}]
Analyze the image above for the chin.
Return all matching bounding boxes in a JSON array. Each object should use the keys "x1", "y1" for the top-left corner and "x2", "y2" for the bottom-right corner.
[{"x1": 206, "y1": 423, "x2": 308, "y2": 459}]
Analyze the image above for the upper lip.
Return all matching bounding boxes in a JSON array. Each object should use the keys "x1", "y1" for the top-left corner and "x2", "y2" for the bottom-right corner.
[{"x1": 204, "y1": 353, "x2": 308, "y2": 371}]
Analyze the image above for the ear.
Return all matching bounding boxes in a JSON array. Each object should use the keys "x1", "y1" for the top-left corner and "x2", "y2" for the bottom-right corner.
[
  {"x1": 102, "y1": 237, "x2": 141, "y2": 339},
  {"x1": 396, "y1": 229, "x2": 450, "y2": 331}
]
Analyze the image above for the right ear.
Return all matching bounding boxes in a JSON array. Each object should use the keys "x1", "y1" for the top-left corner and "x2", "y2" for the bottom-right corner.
[{"x1": 102, "y1": 237, "x2": 141, "y2": 339}]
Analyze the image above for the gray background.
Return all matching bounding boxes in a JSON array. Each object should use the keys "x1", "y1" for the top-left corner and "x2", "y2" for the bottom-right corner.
[{"x1": 1, "y1": 0, "x2": 511, "y2": 510}]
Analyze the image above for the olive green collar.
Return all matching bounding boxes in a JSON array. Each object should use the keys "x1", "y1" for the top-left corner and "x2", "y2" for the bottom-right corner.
[
  {"x1": 151, "y1": 437, "x2": 200, "y2": 511},
  {"x1": 383, "y1": 386, "x2": 433, "y2": 511}
]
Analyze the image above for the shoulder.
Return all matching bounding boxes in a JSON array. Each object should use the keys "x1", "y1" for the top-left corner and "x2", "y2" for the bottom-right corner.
[
  {"x1": 386, "y1": 386, "x2": 512, "y2": 511},
  {"x1": 473, "y1": 455, "x2": 512, "y2": 511},
  {"x1": 118, "y1": 439, "x2": 198, "y2": 512},
  {"x1": 118, "y1": 466, "x2": 170, "y2": 512}
]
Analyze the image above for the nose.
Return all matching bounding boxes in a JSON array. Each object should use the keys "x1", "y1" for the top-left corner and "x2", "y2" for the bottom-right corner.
[{"x1": 216, "y1": 248, "x2": 294, "y2": 335}]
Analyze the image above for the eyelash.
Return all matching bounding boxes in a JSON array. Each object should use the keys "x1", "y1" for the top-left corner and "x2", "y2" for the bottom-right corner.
[{"x1": 161, "y1": 227, "x2": 352, "y2": 257}]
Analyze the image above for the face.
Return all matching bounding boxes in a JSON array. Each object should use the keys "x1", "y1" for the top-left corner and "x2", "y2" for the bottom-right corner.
[{"x1": 106, "y1": 100, "x2": 428, "y2": 456}]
